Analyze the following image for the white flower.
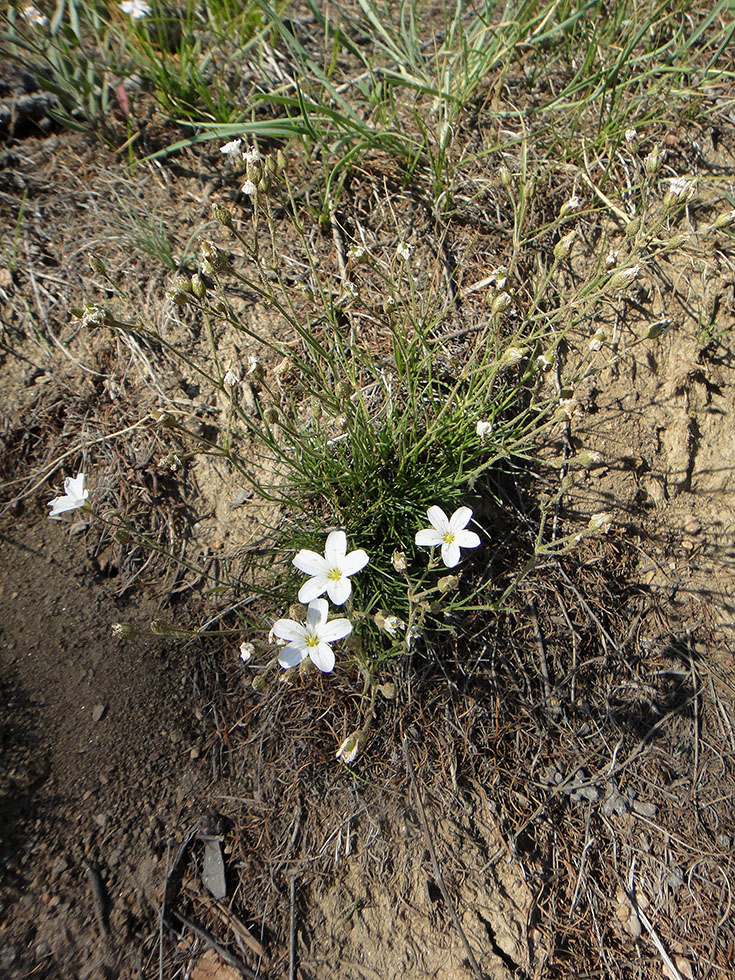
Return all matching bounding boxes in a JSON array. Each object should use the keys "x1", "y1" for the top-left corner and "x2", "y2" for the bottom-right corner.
[
  {"x1": 23, "y1": 5, "x2": 48, "y2": 25},
  {"x1": 667, "y1": 177, "x2": 690, "y2": 200},
  {"x1": 625, "y1": 127, "x2": 638, "y2": 143},
  {"x1": 223, "y1": 369, "x2": 239, "y2": 388},
  {"x1": 246, "y1": 355, "x2": 264, "y2": 380},
  {"x1": 119, "y1": 0, "x2": 151, "y2": 19},
  {"x1": 239, "y1": 642, "x2": 254, "y2": 663},
  {"x1": 396, "y1": 242, "x2": 411, "y2": 261},
  {"x1": 559, "y1": 194, "x2": 581, "y2": 218},
  {"x1": 476, "y1": 419, "x2": 493, "y2": 440},
  {"x1": 374, "y1": 611, "x2": 405, "y2": 637},
  {"x1": 336, "y1": 731, "x2": 365, "y2": 764},
  {"x1": 537, "y1": 352, "x2": 555, "y2": 371},
  {"x1": 241, "y1": 178, "x2": 257, "y2": 197},
  {"x1": 558, "y1": 397, "x2": 581, "y2": 421},
  {"x1": 243, "y1": 145, "x2": 261, "y2": 166},
  {"x1": 415, "y1": 505, "x2": 481, "y2": 568},
  {"x1": 294, "y1": 530, "x2": 369, "y2": 605},
  {"x1": 605, "y1": 249, "x2": 618, "y2": 270},
  {"x1": 220, "y1": 139, "x2": 243, "y2": 158},
  {"x1": 48, "y1": 473, "x2": 89, "y2": 519},
  {"x1": 271, "y1": 598, "x2": 352, "y2": 673},
  {"x1": 589, "y1": 512, "x2": 613, "y2": 533},
  {"x1": 589, "y1": 328, "x2": 606, "y2": 352}
]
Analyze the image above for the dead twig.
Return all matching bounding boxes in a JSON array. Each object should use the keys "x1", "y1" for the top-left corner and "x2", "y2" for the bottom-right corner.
[
  {"x1": 168, "y1": 909, "x2": 260, "y2": 980},
  {"x1": 289, "y1": 873, "x2": 297, "y2": 980}
]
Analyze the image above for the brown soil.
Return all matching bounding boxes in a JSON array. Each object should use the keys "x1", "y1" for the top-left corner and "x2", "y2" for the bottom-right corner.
[{"x1": 2, "y1": 62, "x2": 735, "y2": 980}]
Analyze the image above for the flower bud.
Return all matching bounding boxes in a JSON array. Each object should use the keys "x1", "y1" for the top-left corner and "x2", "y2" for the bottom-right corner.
[
  {"x1": 437, "y1": 574, "x2": 459, "y2": 594},
  {"x1": 213, "y1": 203, "x2": 233, "y2": 227},
  {"x1": 335, "y1": 379, "x2": 353, "y2": 400},
  {"x1": 252, "y1": 673, "x2": 267, "y2": 692},
  {"x1": 646, "y1": 317, "x2": 672, "y2": 339},
  {"x1": 190, "y1": 273, "x2": 207, "y2": 299},
  {"x1": 554, "y1": 228, "x2": 577, "y2": 261},
  {"x1": 498, "y1": 164, "x2": 513, "y2": 190},
  {"x1": 392, "y1": 550, "x2": 407, "y2": 572},
  {"x1": 576, "y1": 449, "x2": 604, "y2": 469},
  {"x1": 111, "y1": 622, "x2": 135, "y2": 638},
  {"x1": 713, "y1": 208, "x2": 735, "y2": 229},
  {"x1": 113, "y1": 529, "x2": 132, "y2": 544},
  {"x1": 607, "y1": 264, "x2": 641, "y2": 291},
  {"x1": 491, "y1": 290, "x2": 512, "y2": 316},
  {"x1": 89, "y1": 255, "x2": 107, "y2": 276},
  {"x1": 201, "y1": 240, "x2": 230, "y2": 272},
  {"x1": 500, "y1": 345, "x2": 527, "y2": 370},
  {"x1": 644, "y1": 147, "x2": 662, "y2": 177},
  {"x1": 625, "y1": 216, "x2": 640, "y2": 238},
  {"x1": 276, "y1": 149, "x2": 287, "y2": 173},
  {"x1": 262, "y1": 406, "x2": 279, "y2": 424},
  {"x1": 150, "y1": 619, "x2": 175, "y2": 635}
]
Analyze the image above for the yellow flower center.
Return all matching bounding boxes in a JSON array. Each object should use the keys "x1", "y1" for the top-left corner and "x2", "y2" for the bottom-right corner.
[
  {"x1": 305, "y1": 633, "x2": 320, "y2": 648},
  {"x1": 327, "y1": 568, "x2": 343, "y2": 581},
  {"x1": 442, "y1": 531, "x2": 456, "y2": 545}
]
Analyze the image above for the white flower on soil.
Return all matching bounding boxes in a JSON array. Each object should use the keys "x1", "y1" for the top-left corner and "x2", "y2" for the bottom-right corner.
[
  {"x1": 220, "y1": 139, "x2": 243, "y2": 159},
  {"x1": 271, "y1": 598, "x2": 352, "y2": 673},
  {"x1": 293, "y1": 531, "x2": 369, "y2": 606},
  {"x1": 48, "y1": 473, "x2": 89, "y2": 519},
  {"x1": 415, "y1": 505, "x2": 481, "y2": 568}
]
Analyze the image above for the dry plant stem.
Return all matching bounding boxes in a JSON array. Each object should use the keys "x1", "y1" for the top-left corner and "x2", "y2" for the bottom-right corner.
[
  {"x1": 169, "y1": 909, "x2": 259, "y2": 980},
  {"x1": 289, "y1": 873, "x2": 297, "y2": 980},
  {"x1": 624, "y1": 873, "x2": 685, "y2": 980},
  {"x1": 402, "y1": 737, "x2": 484, "y2": 980},
  {"x1": 84, "y1": 862, "x2": 110, "y2": 939}
]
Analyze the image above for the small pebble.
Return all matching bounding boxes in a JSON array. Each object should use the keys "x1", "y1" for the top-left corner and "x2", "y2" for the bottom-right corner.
[{"x1": 683, "y1": 516, "x2": 701, "y2": 535}]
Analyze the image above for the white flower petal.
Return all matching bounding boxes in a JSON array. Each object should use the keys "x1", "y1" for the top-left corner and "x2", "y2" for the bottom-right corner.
[
  {"x1": 297, "y1": 575, "x2": 329, "y2": 604},
  {"x1": 415, "y1": 528, "x2": 443, "y2": 547},
  {"x1": 324, "y1": 530, "x2": 347, "y2": 566},
  {"x1": 426, "y1": 505, "x2": 449, "y2": 533},
  {"x1": 456, "y1": 529, "x2": 480, "y2": 550},
  {"x1": 448, "y1": 506, "x2": 473, "y2": 533},
  {"x1": 327, "y1": 577, "x2": 352, "y2": 606},
  {"x1": 293, "y1": 549, "x2": 327, "y2": 576},
  {"x1": 310, "y1": 643, "x2": 335, "y2": 673},
  {"x1": 341, "y1": 549, "x2": 369, "y2": 576},
  {"x1": 278, "y1": 642, "x2": 307, "y2": 669},
  {"x1": 320, "y1": 617, "x2": 353, "y2": 643},
  {"x1": 305, "y1": 598, "x2": 329, "y2": 630},
  {"x1": 271, "y1": 618, "x2": 305, "y2": 643},
  {"x1": 441, "y1": 541, "x2": 461, "y2": 568}
]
